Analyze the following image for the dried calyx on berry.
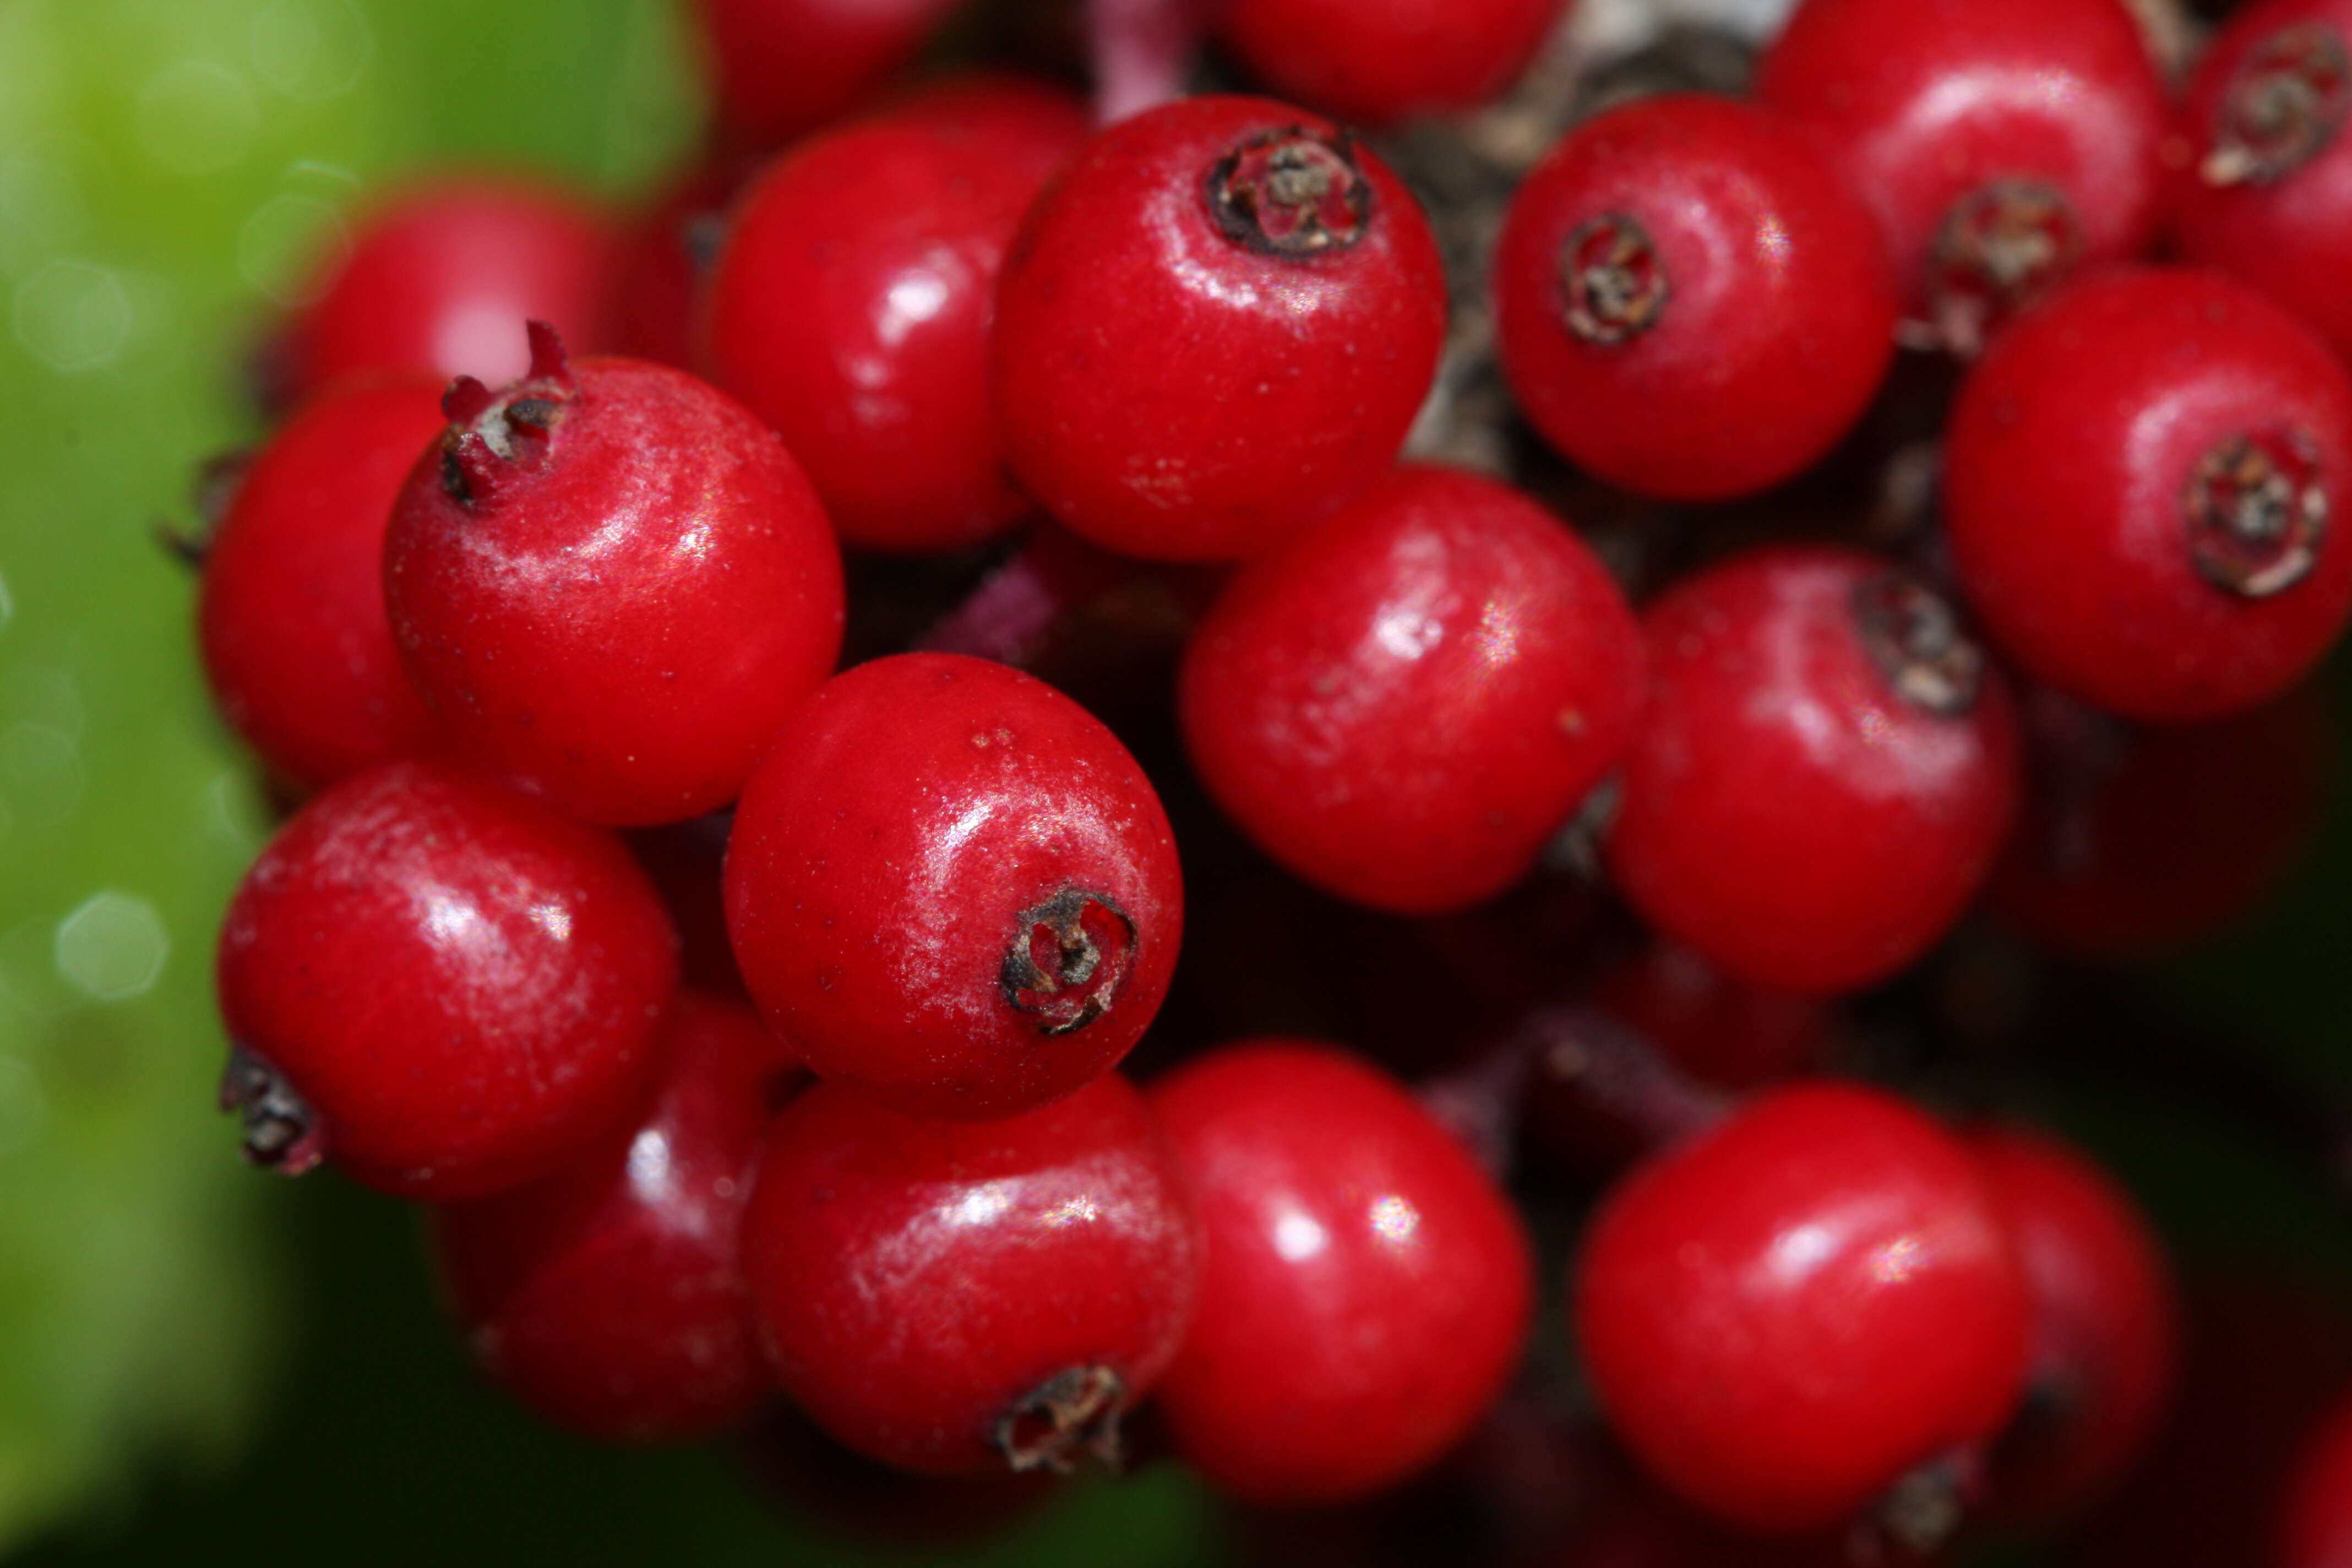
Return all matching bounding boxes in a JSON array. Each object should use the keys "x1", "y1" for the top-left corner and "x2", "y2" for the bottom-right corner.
[
  {"x1": 438, "y1": 319, "x2": 578, "y2": 506},
  {"x1": 2204, "y1": 20, "x2": 2352, "y2": 186},
  {"x1": 1206, "y1": 126, "x2": 1371, "y2": 256}
]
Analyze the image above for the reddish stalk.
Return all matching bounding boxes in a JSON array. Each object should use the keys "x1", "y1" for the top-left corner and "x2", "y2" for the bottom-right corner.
[{"x1": 914, "y1": 523, "x2": 1136, "y2": 666}]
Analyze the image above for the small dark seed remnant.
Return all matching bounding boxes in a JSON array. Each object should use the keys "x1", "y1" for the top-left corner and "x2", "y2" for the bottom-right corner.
[
  {"x1": 1207, "y1": 127, "x2": 1374, "y2": 257},
  {"x1": 1000, "y1": 888, "x2": 1137, "y2": 1037},
  {"x1": 1558, "y1": 212, "x2": 1669, "y2": 345},
  {"x1": 1927, "y1": 179, "x2": 2082, "y2": 358},
  {"x1": 994, "y1": 1364, "x2": 1126, "y2": 1474},
  {"x1": 2204, "y1": 21, "x2": 2352, "y2": 186},
  {"x1": 219, "y1": 1044, "x2": 325, "y2": 1174},
  {"x1": 1852, "y1": 571, "x2": 1985, "y2": 719},
  {"x1": 2184, "y1": 426, "x2": 2328, "y2": 598}
]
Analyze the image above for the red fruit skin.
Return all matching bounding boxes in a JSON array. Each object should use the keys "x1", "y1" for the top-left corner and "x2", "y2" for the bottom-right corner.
[
  {"x1": 725, "y1": 653, "x2": 1182, "y2": 1121},
  {"x1": 992, "y1": 95, "x2": 1449, "y2": 562},
  {"x1": 1574, "y1": 1081, "x2": 2033, "y2": 1536},
  {"x1": 706, "y1": 79, "x2": 1089, "y2": 552},
  {"x1": 273, "y1": 176, "x2": 620, "y2": 406},
  {"x1": 1942, "y1": 266, "x2": 2352, "y2": 725},
  {"x1": 1592, "y1": 942, "x2": 1831, "y2": 1091},
  {"x1": 739, "y1": 1072, "x2": 1202, "y2": 1476},
  {"x1": 692, "y1": 0, "x2": 962, "y2": 153},
  {"x1": 385, "y1": 351, "x2": 845, "y2": 826},
  {"x1": 1493, "y1": 94, "x2": 1898, "y2": 502},
  {"x1": 611, "y1": 162, "x2": 741, "y2": 372},
  {"x1": 1754, "y1": 0, "x2": 2167, "y2": 331},
  {"x1": 1148, "y1": 1041, "x2": 1534, "y2": 1506},
  {"x1": 1972, "y1": 1126, "x2": 2179, "y2": 1522},
  {"x1": 216, "y1": 759, "x2": 679, "y2": 1201},
  {"x1": 2171, "y1": 0, "x2": 2352, "y2": 368},
  {"x1": 428, "y1": 993, "x2": 798, "y2": 1444},
  {"x1": 1215, "y1": 0, "x2": 1570, "y2": 127},
  {"x1": 2282, "y1": 1392, "x2": 2352, "y2": 1568},
  {"x1": 1602, "y1": 546, "x2": 2023, "y2": 997},
  {"x1": 1177, "y1": 464, "x2": 1642, "y2": 915},
  {"x1": 197, "y1": 373, "x2": 444, "y2": 788}
]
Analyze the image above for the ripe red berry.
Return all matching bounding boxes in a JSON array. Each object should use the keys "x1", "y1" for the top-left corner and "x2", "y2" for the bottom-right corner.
[
  {"x1": 609, "y1": 160, "x2": 741, "y2": 372},
  {"x1": 195, "y1": 372, "x2": 443, "y2": 789},
  {"x1": 428, "y1": 993, "x2": 798, "y2": 1444},
  {"x1": 2281, "y1": 1389, "x2": 2352, "y2": 1568},
  {"x1": 2170, "y1": 0, "x2": 2352, "y2": 367},
  {"x1": 1493, "y1": 94, "x2": 1898, "y2": 500},
  {"x1": 1574, "y1": 1081, "x2": 2032, "y2": 1536},
  {"x1": 1177, "y1": 462, "x2": 1642, "y2": 915},
  {"x1": 992, "y1": 94, "x2": 1448, "y2": 561},
  {"x1": 1148, "y1": 1040, "x2": 1533, "y2": 1506},
  {"x1": 384, "y1": 323, "x2": 845, "y2": 825},
  {"x1": 1972, "y1": 1125, "x2": 2179, "y2": 1522},
  {"x1": 1754, "y1": 0, "x2": 2168, "y2": 352},
  {"x1": 1602, "y1": 546, "x2": 2022, "y2": 997},
  {"x1": 739, "y1": 1072, "x2": 1200, "y2": 1476},
  {"x1": 691, "y1": 0, "x2": 962, "y2": 152},
  {"x1": 215, "y1": 758, "x2": 678, "y2": 1201},
  {"x1": 706, "y1": 78, "x2": 1089, "y2": 553},
  {"x1": 1215, "y1": 0, "x2": 1568, "y2": 127},
  {"x1": 268, "y1": 175, "x2": 620, "y2": 407},
  {"x1": 1943, "y1": 266, "x2": 2352, "y2": 724},
  {"x1": 725, "y1": 652, "x2": 1182, "y2": 1121}
]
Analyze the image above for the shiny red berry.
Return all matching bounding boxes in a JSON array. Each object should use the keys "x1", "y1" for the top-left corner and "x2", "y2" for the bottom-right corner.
[
  {"x1": 1215, "y1": 0, "x2": 1568, "y2": 126},
  {"x1": 385, "y1": 323, "x2": 845, "y2": 825},
  {"x1": 1574, "y1": 1081, "x2": 2033, "y2": 1536},
  {"x1": 268, "y1": 175, "x2": 620, "y2": 407},
  {"x1": 2282, "y1": 1388, "x2": 2352, "y2": 1568},
  {"x1": 428, "y1": 993, "x2": 798, "y2": 1444},
  {"x1": 725, "y1": 652, "x2": 1182, "y2": 1121},
  {"x1": 706, "y1": 78, "x2": 1089, "y2": 552},
  {"x1": 1755, "y1": 0, "x2": 2167, "y2": 352},
  {"x1": 215, "y1": 758, "x2": 678, "y2": 1201},
  {"x1": 1943, "y1": 266, "x2": 2352, "y2": 724},
  {"x1": 1148, "y1": 1040, "x2": 1533, "y2": 1506},
  {"x1": 1177, "y1": 463, "x2": 1642, "y2": 915},
  {"x1": 1602, "y1": 546, "x2": 2022, "y2": 997},
  {"x1": 195, "y1": 372, "x2": 443, "y2": 789},
  {"x1": 1493, "y1": 94, "x2": 1898, "y2": 500},
  {"x1": 692, "y1": 0, "x2": 962, "y2": 152},
  {"x1": 740, "y1": 1072, "x2": 1201, "y2": 1477},
  {"x1": 992, "y1": 94, "x2": 1448, "y2": 561}
]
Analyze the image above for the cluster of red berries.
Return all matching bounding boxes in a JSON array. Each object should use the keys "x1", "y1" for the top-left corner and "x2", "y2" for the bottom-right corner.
[{"x1": 183, "y1": 0, "x2": 2352, "y2": 1559}]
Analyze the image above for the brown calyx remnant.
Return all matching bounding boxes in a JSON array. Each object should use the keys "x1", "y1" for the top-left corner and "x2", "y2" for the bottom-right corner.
[
  {"x1": 438, "y1": 319, "x2": 578, "y2": 507},
  {"x1": 1000, "y1": 889, "x2": 1136, "y2": 1037},
  {"x1": 2203, "y1": 21, "x2": 2352, "y2": 186},
  {"x1": 219, "y1": 1043, "x2": 326, "y2": 1175},
  {"x1": 1557, "y1": 212, "x2": 1668, "y2": 346},
  {"x1": 993, "y1": 1365, "x2": 1126, "y2": 1474},
  {"x1": 1207, "y1": 127, "x2": 1374, "y2": 257},
  {"x1": 1852, "y1": 570, "x2": 1986, "y2": 720},
  {"x1": 2184, "y1": 427, "x2": 2329, "y2": 598},
  {"x1": 1926, "y1": 178, "x2": 2082, "y2": 359}
]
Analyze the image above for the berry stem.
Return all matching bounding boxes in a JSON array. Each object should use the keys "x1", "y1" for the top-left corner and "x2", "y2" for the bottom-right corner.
[
  {"x1": 914, "y1": 524, "x2": 1135, "y2": 666},
  {"x1": 1088, "y1": 0, "x2": 1202, "y2": 125}
]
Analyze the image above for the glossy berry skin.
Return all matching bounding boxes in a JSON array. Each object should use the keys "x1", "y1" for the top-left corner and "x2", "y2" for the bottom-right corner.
[
  {"x1": 740, "y1": 1072, "x2": 1201, "y2": 1476},
  {"x1": 1177, "y1": 464, "x2": 1641, "y2": 915},
  {"x1": 428, "y1": 993, "x2": 798, "y2": 1444},
  {"x1": 1493, "y1": 94, "x2": 1898, "y2": 501},
  {"x1": 993, "y1": 95, "x2": 1448, "y2": 561},
  {"x1": 196, "y1": 373, "x2": 443, "y2": 789},
  {"x1": 1754, "y1": 0, "x2": 2167, "y2": 349},
  {"x1": 385, "y1": 327, "x2": 845, "y2": 825},
  {"x1": 1574, "y1": 1081, "x2": 2032, "y2": 1536},
  {"x1": 692, "y1": 0, "x2": 962, "y2": 153},
  {"x1": 1972, "y1": 1125, "x2": 2178, "y2": 1522},
  {"x1": 706, "y1": 79, "x2": 1089, "y2": 552},
  {"x1": 725, "y1": 653, "x2": 1182, "y2": 1121},
  {"x1": 270, "y1": 176, "x2": 619, "y2": 407},
  {"x1": 2282, "y1": 1391, "x2": 2352, "y2": 1568},
  {"x1": 1943, "y1": 267, "x2": 2352, "y2": 724},
  {"x1": 2171, "y1": 0, "x2": 2352, "y2": 367},
  {"x1": 215, "y1": 759, "x2": 678, "y2": 1201},
  {"x1": 1215, "y1": 0, "x2": 1569, "y2": 127},
  {"x1": 1602, "y1": 546, "x2": 2022, "y2": 997},
  {"x1": 1148, "y1": 1040, "x2": 1534, "y2": 1506}
]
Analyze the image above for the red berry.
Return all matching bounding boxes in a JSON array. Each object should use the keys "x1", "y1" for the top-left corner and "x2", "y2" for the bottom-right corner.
[
  {"x1": 1574, "y1": 1081, "x2": 2032, "y2": 1536},
  {"x1": 1755, "y1": 0, "x2": 2168, "y2": 352},
  {"x1": 1602, "y1": 546, "x2": 2023, "y2": 997},
  {"x1": 691, "y1": 0, "x2": 962, "y2": 152},
  {"x1": 706, "y1": 78, "x2": 1089, "y2": 553},
  {"x1": 215, "y1": 758, "x2": 678, "y2": 1201},
  {"x1": 2282, "y1": 1389, "x2": 2352, "y2": 1568},
  {"x1": 1493, "y1": 94, "x2": 1898, "y2": 500},
  {"x1": 269, "y1": 176, "x2": 620, "y2": 407},
  {"x1": 1148, "y1": 1040, "x2": 1533, "y2": 1506},
  {"x1": 195, "y1": 373, "x2": 443, "y2": 789},
  {"x1": 992, "y1": 95, "x2": 1448, "y2": 561},
  {"x1": 428, "y1": 993, "x2": 798, "y2": 1444},
  {"x1": 739, "y1": 1072, "x2": 1201, "y2": 1476},
  {"x1": 385, "y1": 324, "x2": 845, "y2": 825},
  {"x1": 1177, "y1": 463, "x2": 1642, "y2": 914},
  {"x1": 2171, "y1": 0, "x2": 2352, "y2": 367},
  {"x1": 1942, "y1": 266, "x2": 2352, "y2": 724},
  {"x1": 1591, "y1": 942, "x2": 1832, "y2": 1092},
  {"x1": 725, "y1": 652, "x2": 1182, "y2": 1121},
  {"x1": 1972, "y1": 1125, "x2": 2179, "y2": 1522},
  {"x1": 609, "y1": 161, "x2": 742, "y2": 372},
  {"x1": 1215, "y1": 0, "x2": 1569, "y2": 127}
]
